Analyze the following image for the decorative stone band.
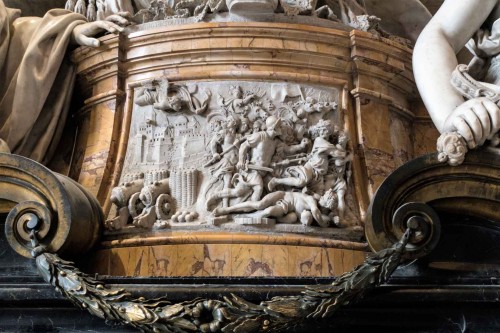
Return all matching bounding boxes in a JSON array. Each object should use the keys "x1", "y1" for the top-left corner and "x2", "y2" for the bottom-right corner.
[
  {"x1": 0, "y1": 153, "x2": 103, "y2": 258},
  {"x1": 366, "y1": 149, "x2": 500, "y2": 257}
]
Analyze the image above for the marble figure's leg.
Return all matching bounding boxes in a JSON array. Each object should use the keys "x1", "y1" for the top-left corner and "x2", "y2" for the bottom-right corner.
[
  {"x1": 268, "y1": 176, "x2": 307, "y2": 191},
  {"x1": 277, "y1": 212, "x2": 299, "y2": 224}
]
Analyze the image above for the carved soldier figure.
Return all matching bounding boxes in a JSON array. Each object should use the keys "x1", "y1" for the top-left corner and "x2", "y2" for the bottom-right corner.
[
  {"x1": 239, "y1": 117, "x2": 251, "y2": 135},
  {"x1": 206, "y1": 115, "x2": 310, "y2": 210},
  {"x1": 267, "y1": 119, "x2": 344, "y2": 192},
  {"x1": 414, "y1": 0, "x2": 500, "y2": 150},
  {"x1": 252, "y1": 119, "x2": 264, "y2": 133},
  {"x1": 204, "y1": 115, "x2": 241, "y2": 207},
  {"x1": 205, "y1": 116, "x2": 281, "y2": 208},
  {"x1": 213, "y1": 188, "x2": 338, "y2": 227},
  {"x1": 329, "y1": 131, "x2": 351, "y2": 220}
]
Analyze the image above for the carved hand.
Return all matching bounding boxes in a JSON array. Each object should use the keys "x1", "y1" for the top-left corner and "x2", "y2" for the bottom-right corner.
[
  {"x1": 71, "y1": 12, "x2": 132, "y2": 47},
  {"x1": 237, "y1": 161, "x2": 247, "y2": 171},
  {"x1": 443, "y1": 97, "x2": 500, "y2": 149},
  {"x1": 332, "y1": 215, "x2": 340, "y2": 226}
]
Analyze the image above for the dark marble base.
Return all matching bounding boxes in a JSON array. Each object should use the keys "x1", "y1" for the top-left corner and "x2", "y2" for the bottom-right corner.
[{"x1": 2, "y1": 278, "x2": 500, "y2": 332}]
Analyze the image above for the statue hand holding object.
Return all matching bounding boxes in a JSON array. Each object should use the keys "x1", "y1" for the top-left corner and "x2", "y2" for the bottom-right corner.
[
  {"x1": 413, "y1": 0, "x2": 500, "y2": 165},
  {"x1": 442, "y1": 97, "x2": 500, "y2": 149},
  {"x1": 436, "y1": 63, "x2": 500, "y2": 165}
]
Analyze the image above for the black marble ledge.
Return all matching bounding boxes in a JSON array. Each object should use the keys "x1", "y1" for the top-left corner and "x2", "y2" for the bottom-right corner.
[
  {"x1": 3, "y1": 276, "x2": 500, "y2": 304},
  {"x1": 2, "y1": 282, "x2": 500, "y2": 333}
]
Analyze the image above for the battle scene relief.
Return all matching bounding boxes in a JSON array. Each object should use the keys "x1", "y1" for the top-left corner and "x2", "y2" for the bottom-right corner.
[{"x1": 106, "y1": 79, "x2": 361, "y2": 234}]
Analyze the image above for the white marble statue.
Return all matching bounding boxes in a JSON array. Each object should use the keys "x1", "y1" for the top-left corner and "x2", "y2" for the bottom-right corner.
[
  {"x1": 413, "y1": 0, "x2": 500, "y2": 150},
  {"x1": 0, "y1": 1, "x2": 129, "y2": 164},
  {"x1": 362, "y1": 0, "x2": 431, "y2": 43}
]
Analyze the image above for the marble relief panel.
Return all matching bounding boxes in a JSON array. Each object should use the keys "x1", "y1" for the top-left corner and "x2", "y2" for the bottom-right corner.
[{"x1": 105, "y1": 78, "x2": 360, "y2": 236}]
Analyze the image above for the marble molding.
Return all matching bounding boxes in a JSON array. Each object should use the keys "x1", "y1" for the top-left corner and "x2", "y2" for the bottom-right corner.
[{"x1": 84, "y1": 242, "x2": 367, "y2": 277}]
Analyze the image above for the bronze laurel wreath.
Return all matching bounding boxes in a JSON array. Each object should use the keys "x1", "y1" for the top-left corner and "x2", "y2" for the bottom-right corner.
[{"x1": 31, "y1": 228, "x2": 411, "y2": 333}]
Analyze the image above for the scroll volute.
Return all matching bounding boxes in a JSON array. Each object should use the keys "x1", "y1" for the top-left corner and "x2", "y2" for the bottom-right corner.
[{"x1": 0, "y1": 153, "x2": 103, "y2": 258}]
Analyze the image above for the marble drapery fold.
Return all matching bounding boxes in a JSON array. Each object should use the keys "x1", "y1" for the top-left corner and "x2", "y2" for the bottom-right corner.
[
  {"x1": 0, "y1": 1, "x2": 86, "y2": 164},
  {"x1": 467, "y1": 18, "x2": 500, "y2": 86}
]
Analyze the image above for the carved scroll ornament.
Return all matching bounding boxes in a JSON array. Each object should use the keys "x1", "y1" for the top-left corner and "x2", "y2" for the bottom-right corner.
[
  {"x1": 0, "y1": 153, "x2": 103, "y2": 259},
  {"x1": 366, "y1": 149, "x2": 500, "y2": 254}
]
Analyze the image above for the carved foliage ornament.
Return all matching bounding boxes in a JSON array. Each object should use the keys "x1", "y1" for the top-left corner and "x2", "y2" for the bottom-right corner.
[{"x1": 106, "y1": 80, "x2": 357, "y2": 232}]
